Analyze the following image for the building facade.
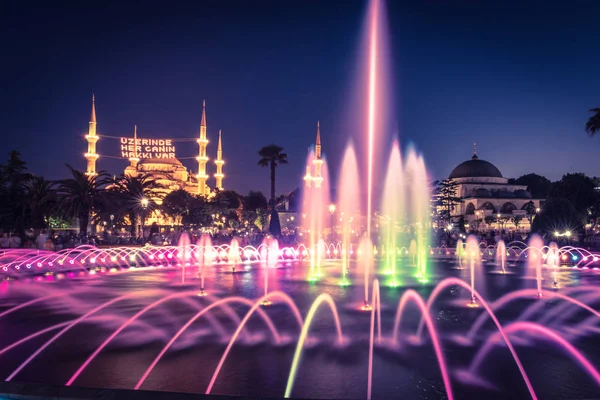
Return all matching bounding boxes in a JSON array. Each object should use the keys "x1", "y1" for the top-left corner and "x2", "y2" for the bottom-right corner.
[{"x1": 449, "y1": 146, "x2": 541, "y2": 232}]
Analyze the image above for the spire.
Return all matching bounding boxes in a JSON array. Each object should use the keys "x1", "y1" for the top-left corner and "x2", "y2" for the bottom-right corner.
[
  {"x1": 472, "y1": 142, "x2": 478, "y2": 160},
  {"x1": 217, "y1": 129, "x2": 222, "y2": 154},
  {"x1": 90, "y1": 94, "x2": 97, "y2": 123},
  {"x1": 315, "y1": 121, "x2": 322, "y2": 159},
  {"x1": 201, "y1": 99, "x2": 207, "y2": 127}
]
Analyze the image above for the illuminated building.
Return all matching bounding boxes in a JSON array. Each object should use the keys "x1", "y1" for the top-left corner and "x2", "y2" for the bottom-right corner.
[
  {"x1": 84, "y1": 95, "x2": 99, "y2": 176},
  {"x1": 85, "y1": 96, "x2": 225, "y2": 227},
  {"x1": 448, "y1": 144, "x2": 541, "y2": 231}
]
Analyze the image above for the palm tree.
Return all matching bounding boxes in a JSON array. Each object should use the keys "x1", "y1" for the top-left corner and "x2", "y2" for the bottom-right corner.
[
  {"x1": 111, "y1": 174, "x2": 165, "y2": 235},
  {"x1": 585, "y1": 108, "x2": 600, "y2": 136},
  {"x1": 24, "y1": 176, "x2": 57, "y2": 231},
  {"x1": 56, "y1": 165, "x2": 111, "y2": 233},
  {"x1": 257, "y1": 144, "x2": 288, "y2": 208},
  {"x1": 0, "y1": 151, "x2": 32, "y2": 236}
]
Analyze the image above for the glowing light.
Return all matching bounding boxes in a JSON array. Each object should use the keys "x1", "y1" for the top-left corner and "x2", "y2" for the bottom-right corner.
[{"x1": 561, "y1": 255, "x2": 568, "y2": 261}]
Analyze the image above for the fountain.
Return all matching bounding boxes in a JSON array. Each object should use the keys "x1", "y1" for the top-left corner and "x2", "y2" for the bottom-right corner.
[
  {"x1": 0, "y1": 0, "x2": 599, "y2": 399},
  {"x1": 196, "y1": 233, "x2": 213, "y2": 296},
  {"x1": 302, "y1": 146, "x2": 331, "y2": 281},
  {"x1": 495, "y1": 239, "x2": 507, "y2": 274},
  {"x1": 380, "y1": 140, "x2": 403, "y2": 286},
  {"x1": 178, "y1": 232, "x2": 191, "y2": 285},
  {"x1": 527, "y1": 234, "x2": 544, "y2": 297},
  {"x1": 466, "y1": 235, "x2": 481, "y2": 307},
  {"x1": 337, "y1": 143, "x2": 361, "y2": 286}
]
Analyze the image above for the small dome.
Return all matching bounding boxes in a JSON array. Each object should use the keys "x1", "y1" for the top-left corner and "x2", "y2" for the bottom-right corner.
[
  {"x1": 449, "y1": 158, "x2": 503, "y2": 179},
  {"x1": 474, "y1": 188, "x2": 492, "y2": 198},
  {"x1": 514, "y1": 189, "x2": 531, "y2": 199},
  {"x1": 497, "y1": 190, "x2": 516, "y2": 198}
]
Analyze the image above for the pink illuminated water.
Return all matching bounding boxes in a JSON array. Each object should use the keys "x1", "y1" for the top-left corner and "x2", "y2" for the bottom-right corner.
[
  {"x1": 301, "y1": 148, "x2": 330, "y2": 279},
  {"x1": 381, "y1": 141, "x2": 403, "y2": 280},
  {"x1": 178, "y1": 232, "x2": 191, "y2": 285},
  {"x1": 496, "y1": 239, "x2": 506, "y2": 273},
  {"x1": 337, "y1": 143, "x2": 361, "y2": 283},
  {"x1": 527, "y1": 234, "x2": 544, "y2": 297}
]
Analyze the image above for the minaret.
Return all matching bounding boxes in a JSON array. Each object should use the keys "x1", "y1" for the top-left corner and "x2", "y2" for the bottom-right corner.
[
  {"x1": 196, "y1": 100, "x2": 209, "y2": 196},
  {"x1": 214, "y1": 129, "x2": 224, "y2": 190},
  {"x1": 84, "y1": 95, "x2": 100, "y2": 176},
  {"x1": 311, "y1": 121, "x2": 324, "y2": 188},
  {"x1": 129, "y1": 125, "x2": 140, "y2": 168}
]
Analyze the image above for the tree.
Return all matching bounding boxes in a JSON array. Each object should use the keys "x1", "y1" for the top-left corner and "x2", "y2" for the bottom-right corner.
[
  {"x1": 513, "y1": 173, "x2": 551, "y2": 199},
  {"x1": 242, "y1": 191, "x2": 269, "y2": 231},
  {"x1": 523, "y1": 201, "x2": 537, "y2": 225},
  {"x1": 56, "y1": 165, "x2": 111, "y2": 233},
  {"x1": 484, "y1": 215, "x2": 496, "y2": 226},
  {"x1": 585, "y1": 107, "x2": 600, "y2": 137},
  {"x1": 532, "y1": 199, "x2": 584, "y2": 236},
  {"x1": 548, "y1": 173, "x2": 598, "y2": 215},
  {"x1": 23, "y1": 176, "x2": 57, "y2": 230},
  {"x1": 258, "y1": 144, "x2": 288, "y2": 236},
  {"x1": 434, "y1": 179, "x2": 463, "y2": 225},
  {"x1": 511, "y1": 215, "x2": 523, "y2": 230},
  {"x1": 0, "y1": 151, "x2": 32, "y2": 235},
  {"x1": 257, "y1": 144, "x2": 288, "y2": 208},
  {"x1": 111, "y1": 174, "x2": 165, "y2": 235},
  {"x1": 161, "y1": 189, "x2": 193, "y2": 225}
]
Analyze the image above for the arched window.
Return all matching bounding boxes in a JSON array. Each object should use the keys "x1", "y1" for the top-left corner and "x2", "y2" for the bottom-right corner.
[
  {"x1": 481, "y1": 202, "x2": 496, "y2": 213},
  {"x1": 501, "y1": 202, "x2": 517, "y2": 214},
  {"x1": 465, "y1": 203, "x2": 476, "y2": 215},
  {"x1": 521, "y1": 201, "x2": 535, "y2": 212}
]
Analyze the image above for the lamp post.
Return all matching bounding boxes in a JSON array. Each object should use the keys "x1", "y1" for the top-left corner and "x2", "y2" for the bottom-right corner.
[
  {"x1": 475, "y1": 211, "x2": 480, "y2": 232},
  {"x1": 329, "y1": 204, "x2": 336, "y2": 240},
  {"x1": 141, "y1": 197, "x2": 149, "y2": 240}
]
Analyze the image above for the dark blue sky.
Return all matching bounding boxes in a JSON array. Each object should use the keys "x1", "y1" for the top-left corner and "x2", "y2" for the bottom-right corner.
[{"x1": 3, "y1": 0, "x2": 599, "y2": 196}]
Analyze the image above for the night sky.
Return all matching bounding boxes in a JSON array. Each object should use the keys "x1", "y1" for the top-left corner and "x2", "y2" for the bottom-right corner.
[{"x1": 3, "y1": 0, "x2": 600, "y2": 196}]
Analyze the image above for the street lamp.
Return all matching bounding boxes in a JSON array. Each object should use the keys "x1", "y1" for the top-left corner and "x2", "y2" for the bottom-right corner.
[{"x1": 140, "y1": 198, "x2": 149, "y2": 239}]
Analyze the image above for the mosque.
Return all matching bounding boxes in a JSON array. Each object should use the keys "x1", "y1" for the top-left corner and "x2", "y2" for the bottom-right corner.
[
  {"x1": 83, "y1": 96, "x2": 225, "y2": 230},
  {"x1": 84, "y1": 96, "x2": 225, "y2": 198},
  {"x1": 448, "y1": 145, "x2": 542, "y2": 232}
]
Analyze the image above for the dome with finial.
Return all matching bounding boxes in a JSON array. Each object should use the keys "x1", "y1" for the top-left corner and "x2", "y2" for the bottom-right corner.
[{"x1": 449, "y1": 143, "x2": 503, "y2": 179}]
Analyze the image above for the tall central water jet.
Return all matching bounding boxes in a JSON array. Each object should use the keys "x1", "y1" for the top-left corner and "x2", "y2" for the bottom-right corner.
[{"x1": 365, "y1": 0, "x2": 379, "y2": 238}]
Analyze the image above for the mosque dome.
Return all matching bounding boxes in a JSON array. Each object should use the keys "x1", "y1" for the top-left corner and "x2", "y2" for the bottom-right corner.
[
  {"x1": 449, "y1": 151, "x2": 503, "y2": 179},
  {"x1": 474, "y1": 188, "x2": 492, "y2": 198},
  {"x1": 139, "y1": 157, "x2": 183, "y2": 166}
]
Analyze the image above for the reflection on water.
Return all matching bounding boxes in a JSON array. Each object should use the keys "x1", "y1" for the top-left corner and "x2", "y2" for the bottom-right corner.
[{"x1": 0, "y1": 259, "x2": 599, "y2": 399}]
